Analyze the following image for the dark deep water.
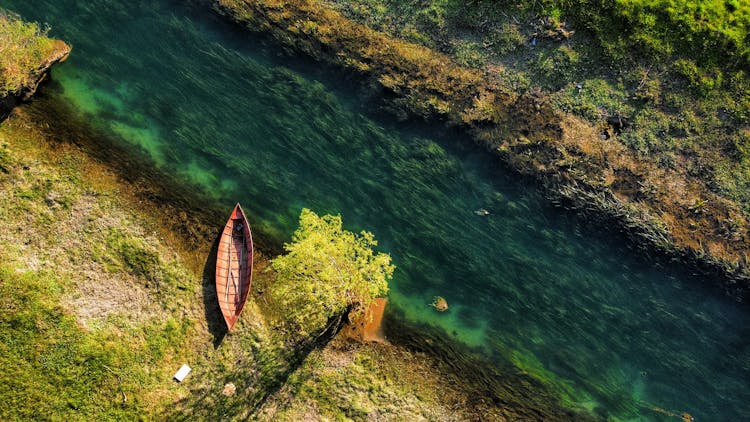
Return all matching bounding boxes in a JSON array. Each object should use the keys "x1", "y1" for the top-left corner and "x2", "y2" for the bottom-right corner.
[{"x1": 2, "y1": 0, "x2": 749, "y2": 420}]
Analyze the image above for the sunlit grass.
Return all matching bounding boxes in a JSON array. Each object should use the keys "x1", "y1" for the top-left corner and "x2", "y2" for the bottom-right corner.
[
  {"x1": 0, "y1": 110, "x2": 298, "y2": 420},
  {"x1": 0, "y1": 10, "x2": 57, "y2": 93}
]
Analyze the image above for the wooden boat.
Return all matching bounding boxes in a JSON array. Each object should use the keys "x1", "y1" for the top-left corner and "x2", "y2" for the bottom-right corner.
[{"x1": 216, "y1": 203, "x2": 253, "y2": 331}]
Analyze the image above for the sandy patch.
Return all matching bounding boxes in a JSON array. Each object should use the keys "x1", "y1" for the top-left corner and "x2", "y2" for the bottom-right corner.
[{"x1": 63, "y1": 269, "x2": 158, "y2": 329}]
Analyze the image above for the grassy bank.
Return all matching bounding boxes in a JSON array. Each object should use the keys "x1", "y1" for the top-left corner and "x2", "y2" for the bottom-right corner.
[
  {"x1": 212, "y1": 0, "x2": 750, "y2": 299},
  {"x1": 0, "y1": 10, "x2": 69, "y2": 111},
  {"x1": 327, "y1": 0, "x2": 750, "y2": 213},
  {"x1": 2, "y1": 95, "x2": 576, "y2": 418},
  {"x1": 257, "y1": 312, "x2": 603, "y2": 420},
  {"x1": 256, "y1": 336, "x2": 511, "y2": 420},
  {"x1": 0, "y1": 107, "x2": 294, "y2": 419},
  {"x1": 0, "y1": 99, "x2": 549, "y2": 419}
]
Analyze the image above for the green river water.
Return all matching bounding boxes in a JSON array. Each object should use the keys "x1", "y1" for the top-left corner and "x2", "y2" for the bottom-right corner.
[{"x1": 2, "y1": 0, "x2": 749, "y2": 420}]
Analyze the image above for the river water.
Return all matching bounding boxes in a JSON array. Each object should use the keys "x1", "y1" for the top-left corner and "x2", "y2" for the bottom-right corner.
[{"x1": 2, "y1": 0, "x2": 749, "y2": 420}]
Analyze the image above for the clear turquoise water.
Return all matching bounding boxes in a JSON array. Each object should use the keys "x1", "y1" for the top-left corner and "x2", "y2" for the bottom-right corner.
[{"x1": 3, "y1": 0, "x2": 749, "y2": 419}]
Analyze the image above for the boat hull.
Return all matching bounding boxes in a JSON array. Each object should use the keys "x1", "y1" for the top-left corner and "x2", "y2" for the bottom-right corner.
[{"x1": 215, "y1": 203, "x2": 253, "y2": 330}]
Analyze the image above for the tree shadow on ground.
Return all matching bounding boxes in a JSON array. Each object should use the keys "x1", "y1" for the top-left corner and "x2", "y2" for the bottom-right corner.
[{"x1": 166, "y1": 313, "x2": 346, "y2": 419}]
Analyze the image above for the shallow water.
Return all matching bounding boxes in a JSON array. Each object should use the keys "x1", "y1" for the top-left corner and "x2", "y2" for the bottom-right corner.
[{"x1": 2, "y1": 0, "x2": 749, "y2": 419}]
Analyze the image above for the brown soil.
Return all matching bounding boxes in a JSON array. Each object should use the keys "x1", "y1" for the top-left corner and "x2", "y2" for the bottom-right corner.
[{"x1": 342, "y1": 297, "x2": 387, "y2": 342}]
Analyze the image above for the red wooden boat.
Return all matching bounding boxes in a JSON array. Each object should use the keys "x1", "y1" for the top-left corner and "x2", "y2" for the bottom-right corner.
[{"x1": 216, "y1": 203, "x2": 253, "y2": 331}]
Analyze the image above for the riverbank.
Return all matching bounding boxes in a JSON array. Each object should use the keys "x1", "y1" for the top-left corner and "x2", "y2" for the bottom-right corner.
[
  {"x1": 257, "y1": 336, "x2": 510, "y2": 420},
  {"x1": 2, "y1": 11, "x2": 522, "y2": 419},
  {"x1": 1, "y1": 93, "x2": 600, "y2": 419},
  {"x1": 0, "y1": 11, "x2": 70, "y2": 119},
  {"x1": 211, "y1": 0, "x2": 750, "y2": 300},
  {"x1": 0, "y1": 102, "x2": 288, "y2": 418}
]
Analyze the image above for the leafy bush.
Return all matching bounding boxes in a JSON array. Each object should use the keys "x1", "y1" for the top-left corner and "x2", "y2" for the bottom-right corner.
[{"x1": 270, "y1": 209, "x2": 393, "y2": 338}]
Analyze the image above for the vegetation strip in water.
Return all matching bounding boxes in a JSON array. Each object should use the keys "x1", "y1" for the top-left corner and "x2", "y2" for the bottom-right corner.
[{"x1": 211, "y1": 0, "x2": 750, "y2": 300}]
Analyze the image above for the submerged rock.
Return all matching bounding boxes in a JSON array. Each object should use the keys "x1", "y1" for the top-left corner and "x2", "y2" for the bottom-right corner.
[{"x1": 431, "y1": 296, "x2": 448, "y2": 312}]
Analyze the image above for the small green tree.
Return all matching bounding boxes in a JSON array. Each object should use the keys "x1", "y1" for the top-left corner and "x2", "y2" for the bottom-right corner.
[{"x1": 271, "y1": 209, "x2": 394, "y2": 337}]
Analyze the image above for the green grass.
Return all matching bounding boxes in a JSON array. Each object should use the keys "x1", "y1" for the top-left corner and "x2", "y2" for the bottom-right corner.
[
  {"x1": 0, "y1": 10, "x2": 57, "y2": 94},
  {"x1": 256, "y1": 339, "x2": 498, "y2": 420},
  {"x1": 324, "y1": 0, "x2": 750, "y2": 216},
  {"x1": 0, "y1": 127, "x2": 195, "y2": 419},
  {"x1": 102, "y1": 227, "x2": 192, "y2": 292},
  {"x1": 0, "y1": 266, "x2": 157, "y2": 420},
  {"x1": 560, "y1": 0, "x2": 750, "y2": 69},
  {"x1": 0, "y1": 109, "x2": 304, "y2": 420}
]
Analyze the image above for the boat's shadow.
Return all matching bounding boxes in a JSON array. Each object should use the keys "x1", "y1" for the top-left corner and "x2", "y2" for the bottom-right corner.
[{"x1": 202, "y1": 228, "x2": 227, "y2": 348}]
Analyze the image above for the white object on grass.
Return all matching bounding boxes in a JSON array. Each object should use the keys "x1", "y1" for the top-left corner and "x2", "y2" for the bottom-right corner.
[{"x1": 174, "y1": 364, "x2": 191, "y2": 382}]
